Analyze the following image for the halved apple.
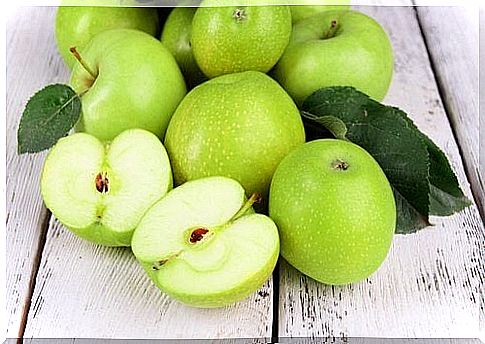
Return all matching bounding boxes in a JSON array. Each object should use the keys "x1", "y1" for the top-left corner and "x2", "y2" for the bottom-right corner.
[
  {"x1": 132, "y1": 177, "x2": 280, "y2": 308},
  {"x1": 40, "y1": 129, "x2": 172, "y2": 246}
]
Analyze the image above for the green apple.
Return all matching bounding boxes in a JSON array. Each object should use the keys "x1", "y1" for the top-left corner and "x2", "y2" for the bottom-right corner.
[
  {"x1": 290, "y1": 0, "x2": 351, "y2": 23},
  {"x1": 191, "y1": 0, "x2": 292, "y2": 78},
  {"x1": 161, "y1": 7, "x2": 207, "y2": 89},
  {"x1": 132, "y1": 176, "x2": 279, "y2": 307},
  {"x1": 70, "y1": 29, "x2": 186, "y2": 142},
  {"x1": 274, "y1": 10, "x2": 393, "y2": 106},
  {"x1": 269, "y1": 139, "x2": 396, "y2": 285},
  {"x1": 55, "y1": 6, "x2": 159, "y2": 69},
  {"x1": 164, "y1": 71, "x2": 305, "y2": 200},
  {"x1": 40, "y1": 129, "x2": 173, "y2": 247}
]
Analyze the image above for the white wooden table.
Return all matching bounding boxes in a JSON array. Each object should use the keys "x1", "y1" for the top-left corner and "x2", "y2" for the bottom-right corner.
[{"x1": 6, "y1": 3, "x2": 484, "y2": 343}]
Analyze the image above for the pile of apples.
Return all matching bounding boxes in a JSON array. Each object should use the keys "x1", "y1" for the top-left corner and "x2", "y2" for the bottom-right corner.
[{"x1": 42, "y1": 2, "x2": 396, "y2": 307}]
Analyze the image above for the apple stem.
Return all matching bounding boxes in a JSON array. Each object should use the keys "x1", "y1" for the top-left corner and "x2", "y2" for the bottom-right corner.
[
  {"x1": 324, "y1": 19, "x2": 339, "y2": 39},
  {"x1": 69, "y1": 47, "x2": 97, "y2": 79},
  {"x1": 77, "y1": 89, "x2": 89, "y2": 98},
  {"x1": 232, "y1": 193, "x2": 262, "y2": 221}
]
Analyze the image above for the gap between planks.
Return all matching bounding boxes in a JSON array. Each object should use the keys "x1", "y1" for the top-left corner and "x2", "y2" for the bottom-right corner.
[
  {"x1": 6, "y1": 6, "x2": 72, "y2": 340},
  {"x1": 412, "y1": 7, "x2": 484, "y2": 337},
  {"x1": 15, "y1": 211, "x2": 51, "y2": 343},
  {"x1": 278, "y1": 4, "x2": 484, "y2": 340},
  {"x1": 10, "y1": 2, "x2": 480, "y2": 338}
]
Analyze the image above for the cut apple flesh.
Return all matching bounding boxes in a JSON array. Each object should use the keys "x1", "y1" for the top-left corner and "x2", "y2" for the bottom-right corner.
[
  {"x1": 41, "y1": 129, "x2": 172, "y2": 246},
  {"x1": 131, "y1": 177, "x2": 280, "y2": 307}
]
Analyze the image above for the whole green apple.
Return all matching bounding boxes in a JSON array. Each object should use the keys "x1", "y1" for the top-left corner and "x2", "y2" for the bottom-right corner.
[
  {"x1": 132, "y1": 176, "x2": 280, "y2": 307},
  {"x1": 41, "y1": 129, "x2": 173, "y2": 247},
  {"x1": 164, "y1": 71, "x2": 305, "y2": 200},
  {"x1": 161, "y1": 7, "x2": 207, "y2": 89},
  {"x1": 274, "y1": 10, "x2": 393, "y2": 106},
  {"x1": 269, "y1": 139, "x2": 396, "y2": 285},
  {"x1": 191, "y1": 0, "x2": 292, "y2": 78},
  {"x1": 56, "y1": 6, "x2": 159, "y2": 69},
  {"x1": 70, "y1": 29, "x2": 186, "y2": 142},
  {"x1": 290, "y1": 0, "x2": 350, "y2": 23}
]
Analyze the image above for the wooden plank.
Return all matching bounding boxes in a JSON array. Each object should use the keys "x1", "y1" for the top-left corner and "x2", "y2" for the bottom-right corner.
[
  {"x1": 278, "y1": 5, "x2": 485, "y2": 340},
  {"x1": 277, "y1": 339, "x2": 483, "y2": 344},
  {"x1": 480, "y1": 7, "x2": 485, "y2": 340},
  {"x1": 6, "y1": 6, "x2": 70, "y2": 338},
  {"x1": 414, "y1": 4, "x2": 483, "y2": 218},
  {"x1": 20, "y1": 7, "x2": 274, "y2": 341},
  {"x1": 25, "y1": 218, "x2": 274, "y2": 340}
]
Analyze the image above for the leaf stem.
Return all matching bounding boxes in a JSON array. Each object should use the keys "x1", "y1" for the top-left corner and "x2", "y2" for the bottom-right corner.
[{"x1": 69, "y1": 47, "x2": 96, "y2": 79}]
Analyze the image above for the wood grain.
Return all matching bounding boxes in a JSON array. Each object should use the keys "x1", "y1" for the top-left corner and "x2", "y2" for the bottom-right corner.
[
  {"x1": 24, "y1": 219, "x2": 274, "y2": 340},
  {"x1": 479, "y1": 7, "x2": 485, "y2": 340},
  {"x1": 7, "y1": 4, "x2": 483, "y2": 341},
  {"x1": 413, "y1": 4, "x2": 483, "y2": 218},
  {"x1": 6, "y1": 6, "x2": 70, "y2": 338},
  {"x1": 278, "y1": 5, "x2": 484, "y2": 340},
  {"x1": 17, "y1": 6, "x2": 274, "y2": 341}
]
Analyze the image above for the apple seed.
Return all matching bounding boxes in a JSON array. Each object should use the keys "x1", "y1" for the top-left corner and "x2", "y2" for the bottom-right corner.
[
  {"x1": 95, "y1": 172, "x2": 109, "y2": 193},
  {"x1": 189, "y1": 228, "x2": 209, "y2": 243}
]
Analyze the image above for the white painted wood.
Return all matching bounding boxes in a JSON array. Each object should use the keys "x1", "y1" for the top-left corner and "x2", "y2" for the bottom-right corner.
[
  {"x1": 6, "y1": 6, "x2": 70, "y2": 339},
  {"x1": 414, "y1": 4, "x2": 483, "y2": 217},
  {"x1": 278, "y1": 4, "x2": 484, "y2": 340},
  {"x1": 479, "y1": 7, "x2": 485, "y2": 341},
  {"x1": 15, "y1": 6, "x2": 274, "y2": 341},
  {"x1": 277, "y1": 339, "x2": 482, "y2": 344},
  {"x1": 8, "y1": 4, "x2": 483, "y2": 341},
  {"x1": 24, "y1": 219, "x2": 274, "y2": 340}
]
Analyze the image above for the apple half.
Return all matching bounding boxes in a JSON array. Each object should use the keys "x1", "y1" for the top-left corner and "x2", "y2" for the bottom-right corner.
[
  {"x1": 40, "y1": 129, "x2": 172, "y2": 247},
  {"x1": 132, "y1": 177, "x2": 280, "y2": 308}
]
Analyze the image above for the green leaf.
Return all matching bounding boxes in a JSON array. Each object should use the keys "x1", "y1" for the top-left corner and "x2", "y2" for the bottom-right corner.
[
  {"x1": 390, "y1": 108, "x2": 471, "y2": 215},
  {"x1": 393, "y1": 188, "x2": 431, "y2": 234},
  {"x1": 17, "y1": 84, "x2": 81, "y2": 154},
  {"x1": 302, "y1": 86, "x2": 470, "y2": 234},
  {"x1": 302, "y1": 112, "x2": 347, "y2": 140}
]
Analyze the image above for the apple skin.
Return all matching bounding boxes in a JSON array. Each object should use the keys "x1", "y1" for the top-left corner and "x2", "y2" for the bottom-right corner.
[
  {"x1": 290, "y1": 0, "x2": 350, "y2": 23},
  {"x1": 269, "y1": 139, "x2": 396, "y2": 285},
  {"x1": 274, "y1": 10, "x2": 393, "y2": 106},
  {"x1": 191, "y1": 0, "x2": 292, "y2": 78},
  {"x1": 161, "y1": 7, "x2": 207, "y2": 89},
  {"x1": 70, "y1": 29, "x2": 187, "y2": 142},
  {"x1": 55, "y1": 6, "x2": 159, "y2": 69},
  {"x1": 164, "y1": 71, "x2": 305, "y2": 201}
]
